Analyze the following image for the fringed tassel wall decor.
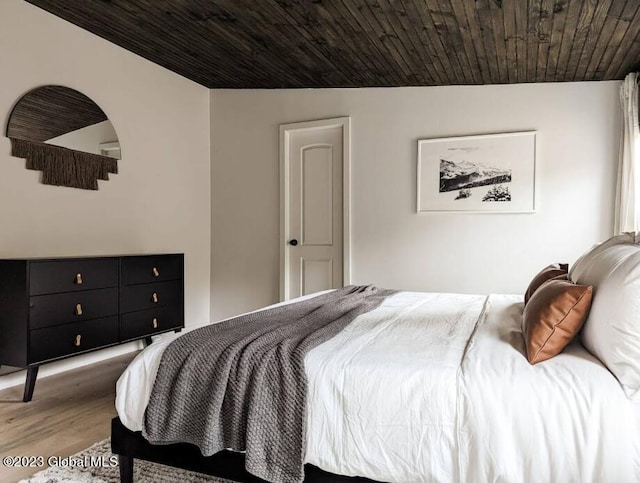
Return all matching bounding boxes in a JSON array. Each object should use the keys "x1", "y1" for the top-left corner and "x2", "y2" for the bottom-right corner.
[{"x1": 10, "y1": 137, "x2": 118, "y2": 190}]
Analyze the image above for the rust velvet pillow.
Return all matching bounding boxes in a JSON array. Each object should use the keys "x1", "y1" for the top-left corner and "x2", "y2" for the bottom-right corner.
[
  {"x1": 523, "y1": 279, "x2": 593, "y2": 364},
  {"x1": 524, "y1": 263, "x2": 569, "y2": 305}
]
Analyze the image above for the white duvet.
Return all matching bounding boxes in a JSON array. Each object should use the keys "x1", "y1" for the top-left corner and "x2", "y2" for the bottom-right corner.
[{"x1": 116, "y1": 291, "x2": 640, "y2": 482}]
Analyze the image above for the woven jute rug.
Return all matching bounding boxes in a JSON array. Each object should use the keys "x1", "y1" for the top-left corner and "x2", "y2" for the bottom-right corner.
[{"x1": 19, "y1": 438, "x2": 235, "y2": 483}]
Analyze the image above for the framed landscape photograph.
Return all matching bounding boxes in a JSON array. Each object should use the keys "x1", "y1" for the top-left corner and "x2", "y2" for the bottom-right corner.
[{"x1": 417, "y1": 131, "x2": 536, "y2": 213}]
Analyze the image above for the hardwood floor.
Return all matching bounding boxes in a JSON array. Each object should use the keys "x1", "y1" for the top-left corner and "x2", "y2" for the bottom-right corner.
[{"x1": 0, "y1": 352, "x2": 138, "y2": 482}]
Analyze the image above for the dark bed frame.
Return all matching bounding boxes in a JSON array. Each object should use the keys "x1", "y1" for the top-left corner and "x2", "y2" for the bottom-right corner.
[{"x1": 111, "y1": 418, "x2": 381, "y2": 483}]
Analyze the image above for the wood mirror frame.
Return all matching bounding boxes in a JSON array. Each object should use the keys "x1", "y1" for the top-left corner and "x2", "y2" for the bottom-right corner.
[{"x1": 6, "y1": 86, "x2": 120, "y2": 190}]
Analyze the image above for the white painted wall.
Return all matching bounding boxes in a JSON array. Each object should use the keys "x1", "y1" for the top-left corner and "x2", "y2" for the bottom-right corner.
[
  {"x1": 0, "y1": 0, "x2": 211, "y2": 389},
  {"x1": 211, "y1": 82, "x2": 620, "y2": 320}
]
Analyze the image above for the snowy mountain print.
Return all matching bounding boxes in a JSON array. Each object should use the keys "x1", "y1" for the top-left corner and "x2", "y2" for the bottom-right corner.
[{"x1": 439, "y1": 158, "x2": 512, "y2": 193}]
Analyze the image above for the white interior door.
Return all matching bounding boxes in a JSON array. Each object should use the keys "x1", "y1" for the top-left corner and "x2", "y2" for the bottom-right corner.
[{"x1": 280, "y1": 118, "x2": 350, "y2": 300}]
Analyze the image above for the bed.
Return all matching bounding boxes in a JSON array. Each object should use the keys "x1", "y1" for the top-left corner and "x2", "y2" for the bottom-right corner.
[{"x1": 111, "y1": 286, "x2": 640, "y2": 483}]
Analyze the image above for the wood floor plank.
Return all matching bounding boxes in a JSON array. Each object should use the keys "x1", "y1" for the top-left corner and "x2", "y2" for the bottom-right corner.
[{"x1": 0, "y1": 352, "x2": 138, "y2": 483}]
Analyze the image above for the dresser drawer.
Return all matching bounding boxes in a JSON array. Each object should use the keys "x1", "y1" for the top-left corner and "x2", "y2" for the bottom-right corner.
[
  {"x1": 121, "y1": 280, "x2": 181, "y2": 313},
  {"x1": 29, "y1": 288, "x2": 118, "y2": 330},
  {"x1": 30, "y1": 259, "x2": 118, "y2": 295},
  {"x1": 29, "y1": 316, "x2": 119, "y2": 363},
  {"x1": 121, "y1": 255, "x2": 182, "y2": 286},
  {"x1": 120, "y1": 306, "x2": 182, "y2": 341}
]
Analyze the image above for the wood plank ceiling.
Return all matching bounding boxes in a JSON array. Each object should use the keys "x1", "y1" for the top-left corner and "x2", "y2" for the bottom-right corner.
[{"x1": 26, "y1": 0, "x2": 640, "y2": 88}]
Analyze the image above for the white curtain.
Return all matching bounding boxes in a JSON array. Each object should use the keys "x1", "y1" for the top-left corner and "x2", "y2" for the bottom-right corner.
[{"x1": 615, "y1": 72, "x2": 640, "y2": 234}]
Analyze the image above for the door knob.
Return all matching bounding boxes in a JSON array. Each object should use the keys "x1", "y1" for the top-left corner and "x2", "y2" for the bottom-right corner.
[{"x1": 289, "y1": 239, "x2": 298, "y2": 246}]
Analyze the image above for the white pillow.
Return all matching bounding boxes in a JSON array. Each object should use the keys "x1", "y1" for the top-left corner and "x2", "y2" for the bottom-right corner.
[
  {"x1": 569, "y1": 232, "x2": 637, "y2": 283},
  {"x1": 574, "y1": 243, "x2": 640, "y2": 398}
]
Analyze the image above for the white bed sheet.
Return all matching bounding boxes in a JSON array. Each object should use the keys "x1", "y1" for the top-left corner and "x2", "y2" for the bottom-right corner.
[{"x1": 116, "y1": 291, "x2": 640, "y2": 482}]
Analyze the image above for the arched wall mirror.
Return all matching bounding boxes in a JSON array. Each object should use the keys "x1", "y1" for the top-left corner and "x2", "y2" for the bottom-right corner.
[{"x1": 6, "y1": 86, "x2": 120, "y2": 190}]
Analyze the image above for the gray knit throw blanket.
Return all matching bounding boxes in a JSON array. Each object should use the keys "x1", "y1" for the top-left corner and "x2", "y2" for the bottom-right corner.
[{"x1": 143, "y1": 285, "x2": 397, "y2": 483}]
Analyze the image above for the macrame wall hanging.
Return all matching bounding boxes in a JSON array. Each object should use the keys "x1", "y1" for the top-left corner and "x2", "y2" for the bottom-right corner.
[
  {"x1": 9, "y1": 138, "x2": 118, "y2": 190},
  {"x1": 6, "y1": 85, "x2": 121, "y2": 191}
]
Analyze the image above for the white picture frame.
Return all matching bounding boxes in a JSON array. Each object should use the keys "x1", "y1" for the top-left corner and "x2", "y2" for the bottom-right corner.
[{"x1": 417, "y1": 131, "x2": 536, "y2": 213}]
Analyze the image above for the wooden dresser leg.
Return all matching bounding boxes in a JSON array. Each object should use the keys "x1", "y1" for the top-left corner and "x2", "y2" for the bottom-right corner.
[
  {"x1": 118, "y1": 454, "x2": 134, "y2": 483},
  {"x1": 23, "y1": 366, "x2": 39, "y2": 402}
]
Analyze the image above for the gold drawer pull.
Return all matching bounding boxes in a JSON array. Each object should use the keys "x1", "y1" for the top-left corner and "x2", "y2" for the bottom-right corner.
[
  {"x1": 152, "y1": 267, "x2": 160, "y2": 277},
  {"x1": 75, "y1": 303, "x2": 83, "y2": 316},
  {"x1": 74, "y1": 334, "x2": 82, "y2": 347},
  {"x1": 152, "y1": 292, "x2": 159, "y2": 303},
  {"x1": 75, "y1": 273, "x2": 83, "y2": 285},
  {"x1": 152, "y1": 318, "x2": 158, "y2": 329}
]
